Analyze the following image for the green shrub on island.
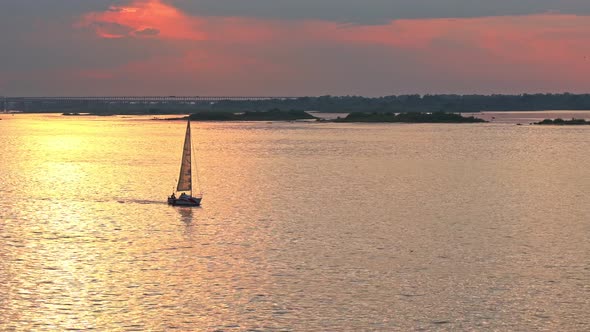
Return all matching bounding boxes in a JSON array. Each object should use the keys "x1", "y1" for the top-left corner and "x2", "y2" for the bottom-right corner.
[
  {"x1": 335, "y1": 111, "x2": 487, "y2": 123},
  {"x1": 188, "y1": 109, "x2": 316, "y2": 121},
  {"x1": 535, "y1": 118, "x2": 590, "y2": 125}
]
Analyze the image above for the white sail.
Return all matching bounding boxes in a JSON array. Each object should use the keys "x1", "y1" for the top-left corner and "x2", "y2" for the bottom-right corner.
[{"x1": 176, "y1": 120, "x2": 192, "y2": 192}]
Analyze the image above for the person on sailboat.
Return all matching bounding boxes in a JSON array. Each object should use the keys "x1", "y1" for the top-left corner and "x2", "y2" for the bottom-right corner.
[{"x1": 171, "y1": 193, "x2": 176, "y2": 199}]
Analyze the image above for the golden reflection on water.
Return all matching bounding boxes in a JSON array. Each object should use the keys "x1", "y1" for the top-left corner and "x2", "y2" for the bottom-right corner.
[
  {"x1": 0, "y1": 114, "x2": 588, "y2": 330},
  {"x1": 1, "y1": 115, "x2": 279, "y2": 330}
]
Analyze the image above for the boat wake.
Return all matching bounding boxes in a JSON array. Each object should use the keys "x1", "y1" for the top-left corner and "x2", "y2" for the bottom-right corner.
[{"x1": 117, "y1": 199, "x2": 168, "y2": 205}]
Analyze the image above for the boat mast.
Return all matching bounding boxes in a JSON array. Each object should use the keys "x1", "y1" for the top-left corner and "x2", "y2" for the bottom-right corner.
[{"x1": 189, "y1": 119, "x2": 192, "y2": 198}]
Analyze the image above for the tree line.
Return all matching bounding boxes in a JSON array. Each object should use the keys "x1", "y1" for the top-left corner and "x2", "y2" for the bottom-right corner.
[
  {"x1": 13, "y1": 93, "x2": 590, "y2": 114},
  {"x1": 209, "y1": 93, "x2": 590, "y2": 113}
]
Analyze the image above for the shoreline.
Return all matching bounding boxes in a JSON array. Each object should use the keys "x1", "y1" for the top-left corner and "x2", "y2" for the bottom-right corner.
[
  {"x1": 4, "y1": 110, "x2": 590, "y2": 125},
  {"x1": 159, "y1": 111, "x2": 488, "y2": 124}
]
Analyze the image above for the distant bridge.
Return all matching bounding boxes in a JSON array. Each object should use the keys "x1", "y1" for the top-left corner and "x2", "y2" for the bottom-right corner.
[
  {"x1": 1, "y1": 96, "x2": 302, "y2": 112},
  {"x1": 4, "y1": 96, "x2": 298, "y2": 102}
]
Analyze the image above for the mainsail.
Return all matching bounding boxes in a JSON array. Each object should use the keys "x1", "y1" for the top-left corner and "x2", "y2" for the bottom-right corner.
[{"x1": 176, "y1": 120, "x2": 192, "y2": 192}]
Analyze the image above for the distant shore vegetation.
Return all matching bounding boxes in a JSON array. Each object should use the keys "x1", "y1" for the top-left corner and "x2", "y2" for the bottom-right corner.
[
  {"x1": 534, "y1": 118, "x2": 590, "y2": 125},
  {"x1": 203, "y1": 93, "x2": 590, "y2": 113},
  {"x1": 14, "y1": 93, "x2": 590, "y2": 114},
  {"x1": 334, "y1": 112, "x2": 487, "y2": 123},
  {"x1": 167, "y1": 110, "x2": 486, "y2": 123}
]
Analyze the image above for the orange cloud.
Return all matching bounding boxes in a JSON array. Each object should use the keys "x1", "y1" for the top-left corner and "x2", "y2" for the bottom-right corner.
[
  {"x1": 80, "y1": 0, "x2": 590, "y2": 60},
  {"x1": 76, "y1": 1, "x2": 590, "y2": 94},
  {"x1": 289, "y1": 13, "x2": 590, "y2": 87},
  {"x1": 81, "y1": 0, "x2": 590, "y2": 70},
  {"x1": 308, "y1": 14, "x2": 590, "y2": 65},
  {"x1": 80, "y1": 0, "x2": 207, "y2": 40}
]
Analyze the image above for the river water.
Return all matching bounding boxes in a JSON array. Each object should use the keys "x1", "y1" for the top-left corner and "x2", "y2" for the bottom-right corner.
[{"x1": 0, "y1": 114, "x2": 588, "y2": 331}]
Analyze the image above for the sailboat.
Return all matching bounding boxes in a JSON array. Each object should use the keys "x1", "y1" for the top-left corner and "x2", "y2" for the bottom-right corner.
[{"x1": 168, "y1": 119, "x2": 202, "y2": 206}]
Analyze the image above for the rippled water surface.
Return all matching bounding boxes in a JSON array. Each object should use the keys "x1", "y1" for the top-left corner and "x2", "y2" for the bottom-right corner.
[{"x1": 0, "y1": 114, "x2": 589, "y2": 331}]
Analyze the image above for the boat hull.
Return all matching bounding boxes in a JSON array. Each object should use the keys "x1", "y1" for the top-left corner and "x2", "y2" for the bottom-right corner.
[{"x1": 168, "y1": 196, "x2": 202, "y2": 206}]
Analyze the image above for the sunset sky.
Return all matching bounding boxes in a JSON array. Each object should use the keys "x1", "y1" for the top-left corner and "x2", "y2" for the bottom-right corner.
[{"x1": 2, "y1": 0, "x2": 590, "y2": 96}]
